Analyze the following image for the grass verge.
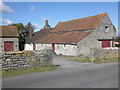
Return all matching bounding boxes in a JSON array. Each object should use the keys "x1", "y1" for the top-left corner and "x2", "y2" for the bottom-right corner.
[
  {"x1": 67, "y1": 59, "x2": 90, "y2": 63},
  {"x1": 73, "y1": 59, "x2": 90, "y2": 63},
  {"x1": 67, "y1": 58, "x2": 120, "y2": 63},
  {"x1": 2, "y1": 66, "x2": 56, "y2": 78},
  {"x1": 94, "y1": 58, "x2": 120, "y2": 64}
]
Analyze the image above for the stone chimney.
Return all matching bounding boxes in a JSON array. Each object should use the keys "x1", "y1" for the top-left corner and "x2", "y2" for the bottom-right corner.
[
  {"x1": 29, "y1": 25, "x2": 33, "y2": 38},
  {"x1": 44, "y1": 20, "x2": 51, "y2": 29}
]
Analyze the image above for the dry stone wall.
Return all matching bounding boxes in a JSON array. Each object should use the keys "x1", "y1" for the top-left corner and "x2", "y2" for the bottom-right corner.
[
  {"x1": 89, "y1": 48, "x2": 119, "y2": 61},
  {"x1": 1, "y1": 49, "x2": 53, "y2": 70}
]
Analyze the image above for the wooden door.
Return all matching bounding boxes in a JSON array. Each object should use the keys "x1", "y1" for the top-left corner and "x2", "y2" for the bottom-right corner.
[
  {"x1": 102, "y1": 40, "x2": 110, "y2": 48},
  {"x1": 4, "y1": 41, "x2": 14, "y2": 51},
  {"x1": 52, "y1": 44, "x2": 55, "y2": 52}
]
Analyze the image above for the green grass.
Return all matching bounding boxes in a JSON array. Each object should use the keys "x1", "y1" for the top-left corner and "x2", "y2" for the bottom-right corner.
[
  {"x1": 64, "y1": 55, "x2": 75, "y2": 57},
  {"x1": 2, "y1": 66, "x2": 56, "y2": 78},
  {"x1": 73, "y1": 59, "x2": 90, "y2": 63},
  {"x1": 94, "y1": 58, "x2": 120, "y2": 64},
  {"x1": 67, "y1": 59, "x2": 90, "y2": 63},
  {"x1": 67, "y1": 58, "x2": 120, "y2": 63}
]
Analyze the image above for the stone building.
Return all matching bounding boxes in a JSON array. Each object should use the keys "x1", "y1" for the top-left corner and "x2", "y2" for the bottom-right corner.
[
  {"x1": 0, "y1": 26, "x2": 19, "y2": 51},
  {"x1": 25, "y1": 20, "x2": 53, "y2": 50},
  {"x1": 25, "y1": 13, "x2": 116, "y2": 56}
]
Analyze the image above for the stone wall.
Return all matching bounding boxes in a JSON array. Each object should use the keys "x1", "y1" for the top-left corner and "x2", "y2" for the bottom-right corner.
[
  {"x1": 55, "y1": 44, "x2": 78, "y2": 56},
  {"x1": 36, "y1": 44, "x2": 52, "y2": 50},
  {"x1": 0, "y1": 38, "x2": 19, "y2": 51},
  {"x1": 77, "y1": 14, "x2": 115, "y2": 56},
  {"x1": 89, "y1": 48, "x2": 119, "y2": 61},
  {"x1": 1, "y1": 49, "x2": 53, "y2": 70}
]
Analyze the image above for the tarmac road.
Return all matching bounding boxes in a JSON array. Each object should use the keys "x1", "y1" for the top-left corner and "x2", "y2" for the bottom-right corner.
[{"x1": 2, "y1": 55, "x2": 118, "y2": 88}]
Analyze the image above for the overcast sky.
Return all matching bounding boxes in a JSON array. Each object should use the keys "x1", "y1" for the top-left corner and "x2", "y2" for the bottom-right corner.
[{"x1": 0, "y1": 2, "x2": 119, "y2": 36}]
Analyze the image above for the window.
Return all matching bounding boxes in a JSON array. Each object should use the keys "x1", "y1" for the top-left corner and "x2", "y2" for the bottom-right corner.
[
  {"x1": 105, "y1": 25, "x2": 109, "y2": 32},
  {"x1": 105, "y1": 26, "x2": 108, "y2": 28}
]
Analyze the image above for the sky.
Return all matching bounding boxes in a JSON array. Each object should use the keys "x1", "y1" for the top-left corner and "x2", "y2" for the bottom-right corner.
[{"x1": 0, "y1": 1, "x2": 119, "y2": 36}]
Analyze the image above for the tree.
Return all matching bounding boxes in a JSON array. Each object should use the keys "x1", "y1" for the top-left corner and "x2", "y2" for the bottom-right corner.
[
  {"x1": 115, "y1": 36, "x2": 120, "y2": 41},
  {"x1": 9, "y1": 23, "x2": 27, "y2": 42},
  {"x1": 113, "y1": 25, "x2": 116, "y2": 32},
  {"x1": 9, "y1": 23, "x2": 27, "y2": 50},
  {"x1": 9, "y1": 22, "x2": 37, "y2": 50},
  {"x1": 25, "y1": 22, "x2": 37, "y2": 39}
]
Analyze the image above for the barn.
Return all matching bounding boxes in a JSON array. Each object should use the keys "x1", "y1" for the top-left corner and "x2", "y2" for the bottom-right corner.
[
  {"x1": 25, "y1": 13, "x2": 116, "y2": 56},
  {"x1": 0, "y1": 26, "x2": 19, "y2": 51}
]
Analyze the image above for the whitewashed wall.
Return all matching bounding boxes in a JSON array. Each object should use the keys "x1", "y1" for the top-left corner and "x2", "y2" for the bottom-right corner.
[
  {"x1": 55, "y1": 44, "x2": 78, "y2": 56},
  {"x1": 36, "y1": 43, "x2": 78, "y2": 56},
  {"x1": 25, "y1": 44, "x2": 33, "y2": 50},
  {"x1": 36, "y1": 44, "x2": 52, "y2": 50}
]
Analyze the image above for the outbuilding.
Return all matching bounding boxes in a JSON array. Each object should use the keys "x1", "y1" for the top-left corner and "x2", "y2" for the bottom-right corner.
[
  {"x1": 25, "y1": 20, "x2": 53, "y2": 50},
  {"x1": 0, "y1": 26, "x2": 19, "y2": 51},
  {"x1": 36, "y1": 13, "x2": 115, "y2": 56}
]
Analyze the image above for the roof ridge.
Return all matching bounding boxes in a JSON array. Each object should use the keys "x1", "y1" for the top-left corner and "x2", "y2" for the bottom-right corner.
[{"x1": 60, "y1": 13, "x2": 107, "y2": 23}]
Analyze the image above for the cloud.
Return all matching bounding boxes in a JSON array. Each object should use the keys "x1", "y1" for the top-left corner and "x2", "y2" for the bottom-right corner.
[
  {"x1": 32, "y1": 23, "x2": 41, "y2": 32},
  {"x1": 30, "y1": 5, "x2": 35, "y2": 12},
  {"x1": 32, "y1": 23, "x2": 41, "y2": 29},
  {"x1": 0, "y1": 0, "x2": 13, "y2": 13},
  {"x1": 0, "y1": 18, "x2": 12, "y2": 24},
  {"x1": 41, "y1": 17, "x2": 47, "y2": 21}
]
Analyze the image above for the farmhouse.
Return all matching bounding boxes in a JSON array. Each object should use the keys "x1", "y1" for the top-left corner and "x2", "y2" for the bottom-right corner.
[
  {"x1": 0, "y1": 26, "x2": 19, "y2": 51},
  {"x1": 25, "y1": 20, "x2": 53, "y2": 50},
  {"x1": 26, "y1": 13, "x2": 116, "y2": 56}
]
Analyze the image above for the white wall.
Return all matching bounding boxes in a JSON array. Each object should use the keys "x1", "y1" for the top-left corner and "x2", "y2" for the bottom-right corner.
[
  {"x1": 36, "y1": 44, "x2": 52, "y2": 50},
  {"x1": 36, "y1": 43, "x2": 77, "y2": 56},
  {"x1": 25, "y1": 44, "x2": 33, "y2": 50},
  {"x1": 55, "y1": 44, "x2": 78, "y2": 56}
]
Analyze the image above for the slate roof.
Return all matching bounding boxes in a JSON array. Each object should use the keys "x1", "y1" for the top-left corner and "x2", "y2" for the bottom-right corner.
[
  {"x1": 51, "y1": 13, "x2": 107, "y2": 32},
  {"x1": 0, "y1": 26, "x2": 19, "y2": 37},
  {"x1": 36, "y1": 13, "x2": 107, "y2": 44},
  {"x1": 25, "y1": 28, "x2": 53, "y2": 44}
]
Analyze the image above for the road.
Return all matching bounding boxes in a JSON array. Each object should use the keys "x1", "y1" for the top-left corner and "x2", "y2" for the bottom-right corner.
[{"x1": 2, "y1": 55, "x2": 118, "y2": 88}]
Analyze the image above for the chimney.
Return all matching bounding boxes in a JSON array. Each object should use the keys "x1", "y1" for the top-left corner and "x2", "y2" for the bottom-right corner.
[
  {"x1": 44, "y1": 20, "x2": 51, "y2": 29},
  {"x1": 29, "y1": 25, "x2": 33, "y2": 38},
  {"x1": 45, "y1": 20, "x2": 48, "y2": 27}
]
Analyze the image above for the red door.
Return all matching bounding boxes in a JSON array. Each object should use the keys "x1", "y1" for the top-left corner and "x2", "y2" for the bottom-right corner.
[
  {"x1": 102, "y1": 40, "x2": 110, "y2": 48},
  {"x1": 52, "y1": 44, "x2": 55, "y2": 52},
  {"x1": 4, "y1": 41, "x2": 14, "y2": 51}
]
